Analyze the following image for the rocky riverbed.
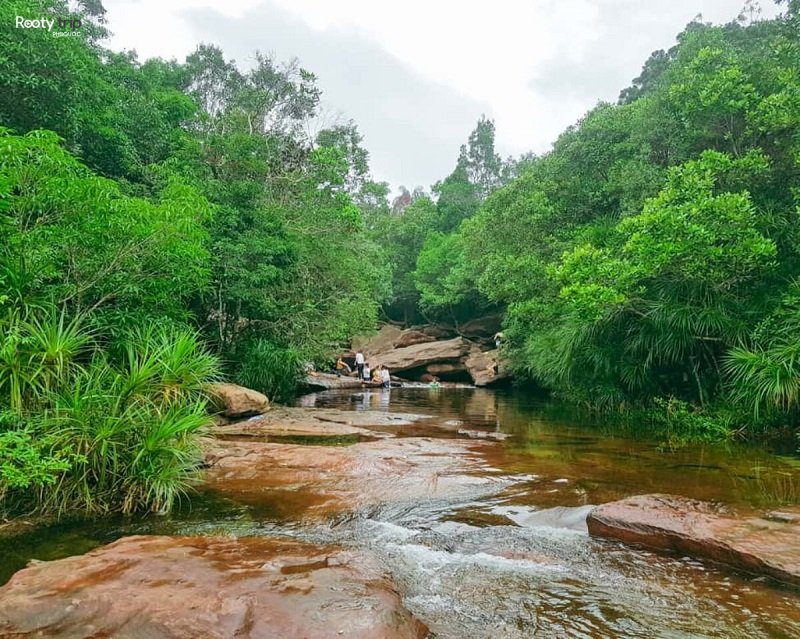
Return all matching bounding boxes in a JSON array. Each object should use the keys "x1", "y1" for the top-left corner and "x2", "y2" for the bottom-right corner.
[{"x1": 2, "y1": 389, "x2": 800, "y2": 638}]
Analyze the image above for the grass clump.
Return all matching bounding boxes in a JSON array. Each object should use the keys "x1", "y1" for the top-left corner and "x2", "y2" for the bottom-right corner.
[{"x1": 0, "y1": 310, "x2": 220, "y2": 516}]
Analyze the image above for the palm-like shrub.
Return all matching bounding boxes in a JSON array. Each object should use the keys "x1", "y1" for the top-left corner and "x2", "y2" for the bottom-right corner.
[
  {"x1": 723, "y1": 287, "x2": 800, "y2": 421},
  {"x1": 0, "y1": 310, "x2": 220, "y2": 515}
]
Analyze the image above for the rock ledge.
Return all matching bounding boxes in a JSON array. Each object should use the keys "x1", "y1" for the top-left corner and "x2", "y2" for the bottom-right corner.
[{"x1": 587, "y1": 494, "x2": 800, "y2": 586}]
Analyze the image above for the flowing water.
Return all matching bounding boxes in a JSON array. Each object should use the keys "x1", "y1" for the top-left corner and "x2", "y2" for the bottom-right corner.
[{"x1": 3, "y1": 388, "x2": 800, "y2": 638}]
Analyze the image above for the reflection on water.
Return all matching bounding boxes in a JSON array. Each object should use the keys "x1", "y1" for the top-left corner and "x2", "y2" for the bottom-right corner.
[
  {"x1": 309, "y1": 387, "x2": 800, "y2": 510},
  {"x1": 1, "y1": 388, "x2": 799, "y2": 638}
]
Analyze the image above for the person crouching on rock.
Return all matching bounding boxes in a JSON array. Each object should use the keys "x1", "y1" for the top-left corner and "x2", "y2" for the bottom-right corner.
[
  {"x1": 355, "y1": 350, "x2": 365, "y2": 379},
  {"x1": 372, "y1": 365, "x2": 383, "y2": 384},
  {"x1": 335, "y1": 357, "x2": 351, "y2": 377},
  {"x1": 362, "y1": 362, "x2": 371, "y2": 384}
]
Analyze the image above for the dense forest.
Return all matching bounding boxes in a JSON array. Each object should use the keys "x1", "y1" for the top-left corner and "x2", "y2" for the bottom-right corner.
[
  {"x1": 0, "y1": 0, "x2": 388, "y2": 514},
  {"x1": 379, "y1": 1, "x2": 800, "y2": 443},
  {"x1": 1, "y1": 0, "x2": 799, "y2": 517}
]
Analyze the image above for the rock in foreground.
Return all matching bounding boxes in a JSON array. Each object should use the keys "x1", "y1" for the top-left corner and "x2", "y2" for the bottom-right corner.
[
  {"x1": 587, "y1": 494, "x2": 800, "y2": 586},
  {"x1": 0, "y1": 535, "x2": 428, "y2": 639}
]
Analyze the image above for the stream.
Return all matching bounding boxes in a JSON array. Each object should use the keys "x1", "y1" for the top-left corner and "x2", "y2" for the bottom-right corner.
[{"x1": 3, "y1": 387, "x2": 800, "y2": 638}]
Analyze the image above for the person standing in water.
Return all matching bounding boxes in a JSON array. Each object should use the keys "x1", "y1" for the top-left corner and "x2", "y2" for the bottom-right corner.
[
  {"x1": 355, "y1": 350, "x2": 365, "y2": 380},
  {"x1": 381, "y1": 365, "x2": 391, "y2": 388}
]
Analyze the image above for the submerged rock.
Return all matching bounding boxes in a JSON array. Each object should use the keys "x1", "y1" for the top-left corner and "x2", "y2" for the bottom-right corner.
[
  {"x1": 204, "y1": 437, "x2": 503, "y2": 518},
  {"x1": 0, "y1": 535, "x2": 428, "y2": 639},
  {"x1": 458, "y1": 428, "x2": 510, "y2": 441},
  {"x1": 587, "y1": 494, "x2": 800, "y2": 586},
  {"x1": 209, "y1": 383, "x2": 269, "y2": 418}
]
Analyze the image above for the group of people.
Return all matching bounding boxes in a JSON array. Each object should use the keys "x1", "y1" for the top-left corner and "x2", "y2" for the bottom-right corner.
[{"x1": 336, "y1": 351, "x2": 392, "y2": 388}]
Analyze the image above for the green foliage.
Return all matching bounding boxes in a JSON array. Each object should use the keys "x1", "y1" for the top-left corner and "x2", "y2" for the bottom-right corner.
[
  {"x1": 425, "y1": 11, "x2": 800, "y2": 443},
  {"x1": 233, "y1": 339, "x2": 304, "y2": 404},
  {"x1": 646, "y1": 398, "x2": 734, "y2": 447},
  {"x1": 0, "y1": 428, "x2": 75, "y2": 504},
  {"x1": 414, "y1": 232, "x2": 487, "y2": 320},
  {"x1": 0, "y1": 311, "x2": 220, "y2": 516},
  {"x1": 0, "y1": 0, "x2": 398, "y2": 521},
  {"x1": 1, "y1": 15, "x2": 389, "y2": 405},
  {"x1": 0, "y1": 129, "x2": 211, "y2": 328},
  {"x1": 724, "y1": 282, "x2": 800, "y2": 417}
]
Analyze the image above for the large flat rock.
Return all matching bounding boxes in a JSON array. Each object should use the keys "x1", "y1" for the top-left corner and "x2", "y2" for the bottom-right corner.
[
  {"x1": 303, "y1": 372, "x2": 375, "y2": 390},
  {"x1": 587, "y1": 494, "x2": 800, "y2": 586},
  {"x1": 369, "y1": 337, "x2": 473, "y2": 373},
  {"x1": 214, "y1": 407, "x2": 431, "y2": 439},
  {"x1": 204, "y1": 437, "x2": 503, "y2": 518},
  {"x1": 0, "y1": 535, "x2": 428, "y2": 639}
]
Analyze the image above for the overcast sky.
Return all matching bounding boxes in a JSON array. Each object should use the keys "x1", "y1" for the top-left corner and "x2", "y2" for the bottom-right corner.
[{"x1": 104, "y1": 0, "x2": 779, "y2": 192}]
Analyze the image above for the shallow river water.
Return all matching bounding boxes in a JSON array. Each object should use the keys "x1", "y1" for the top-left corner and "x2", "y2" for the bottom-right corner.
[{"x1": 3, "y1": 388, "x2": 800, "y2": 638}]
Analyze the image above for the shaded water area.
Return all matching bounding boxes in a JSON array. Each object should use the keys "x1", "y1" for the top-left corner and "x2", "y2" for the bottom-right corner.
[{"x1": 3, "y1": 388, "x2": 800, "y2": 638}]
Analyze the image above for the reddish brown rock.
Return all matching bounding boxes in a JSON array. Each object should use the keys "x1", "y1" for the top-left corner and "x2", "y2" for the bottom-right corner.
[
  {"x1": 419, "y1": 324, "x2": 455, "y2": 339},
  {"x1": 351, "y1": 324, "x2": 403, "y2": 356},
  {"x1": 371, "y1": 337, "x2": 472, "y2": 373},
  {"x1": 464, "y1": 347, "x2": 509, "y2": 387},
  {"x1": 209, "y1": 383, "x2": 269, "y2": 418},
  {"x1": 0, "y1": 535, "x2": 428, "y2": 639},
  {"x1": 302, "y1": 372, "x2": 372, "y2": 391},
  {"x1": 204, "y1": 437, "x2": 497, "y2": 518},
  {"x1": 425, "y1": 362, "x2": 468, "y2": 376},
  {"x1": 393, "y1": 329, "x2": 436, "y2": 349},
  {"x1": 587, "y1": 494, "x2": 800, "y2": 586},
  {"x1": 456, "y1": 314, "x2": 503, "y2": 339},
  {"x1": 213, "y1": 407, "x2": 430, "y2": 440}
]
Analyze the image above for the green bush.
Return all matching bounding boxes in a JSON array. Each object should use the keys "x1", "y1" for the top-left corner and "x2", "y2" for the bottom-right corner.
[
  {"x1": 0, "y1": 311, "x2": 220, "y2": 516},
  {"x1": 233, "y1": 339, "x2": 304, "y2": 404},
  {"x1": 647, "y1": 397, "x2": 734, "y2": 447}
]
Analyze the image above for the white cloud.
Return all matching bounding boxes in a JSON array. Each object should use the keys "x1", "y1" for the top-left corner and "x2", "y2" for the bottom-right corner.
[{"x1": 103, "y1": 0, "x2": 780, "y2": 191}]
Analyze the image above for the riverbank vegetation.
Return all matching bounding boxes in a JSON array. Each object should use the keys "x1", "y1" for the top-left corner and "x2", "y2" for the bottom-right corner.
[
  {"x1": 377, "y1": 2, "x2": 800, "y2": 445},
  {"x1": 0, "y1": 0, "x2": 386, "y2": 515},
  {"x1": 1, "y1": 0, "x2": 799, "y2": 517}
]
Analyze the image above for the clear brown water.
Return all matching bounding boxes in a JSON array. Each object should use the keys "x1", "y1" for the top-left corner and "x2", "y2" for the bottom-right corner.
[{"x1": 2, "y1": 387, "x2": 800, "y2": 638}]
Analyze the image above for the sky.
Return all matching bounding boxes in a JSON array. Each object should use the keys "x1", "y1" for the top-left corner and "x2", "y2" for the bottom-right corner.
[{"x1": 104, "y1": 0, "x2": 780, "y2": 192}]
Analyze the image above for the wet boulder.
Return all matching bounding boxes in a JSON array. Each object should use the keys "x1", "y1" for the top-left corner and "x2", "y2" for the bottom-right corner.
[
  {"x1": 0, "y1": 535, "x2": 428, "y2": 639},
  {"x1": 587, "y1": 494, "x2": 800, "y2": 586},
  {"x1": 464, "y1": 347, "x2": 509, "y2": 387},
  {"x1": 209, "y1": 383, "x2": 269, "y2": 418},
  {"x1": 456, "y1": 314, "x2": 503, "y2": 340},
  {"x1": 393, "y1": 329, "x2": 436, "y2": 349},
  {"x1": 372, "y1": 337, "x2": 472, "y2": 373}
]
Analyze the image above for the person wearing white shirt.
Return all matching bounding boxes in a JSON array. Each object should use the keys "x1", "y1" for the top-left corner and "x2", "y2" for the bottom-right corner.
[
  {"x1": 381, "y1": 367, "x2": 391, "y2": 388},
  {"x1": 355, "y1": 350, "x2": 365, "y2": 380}
]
